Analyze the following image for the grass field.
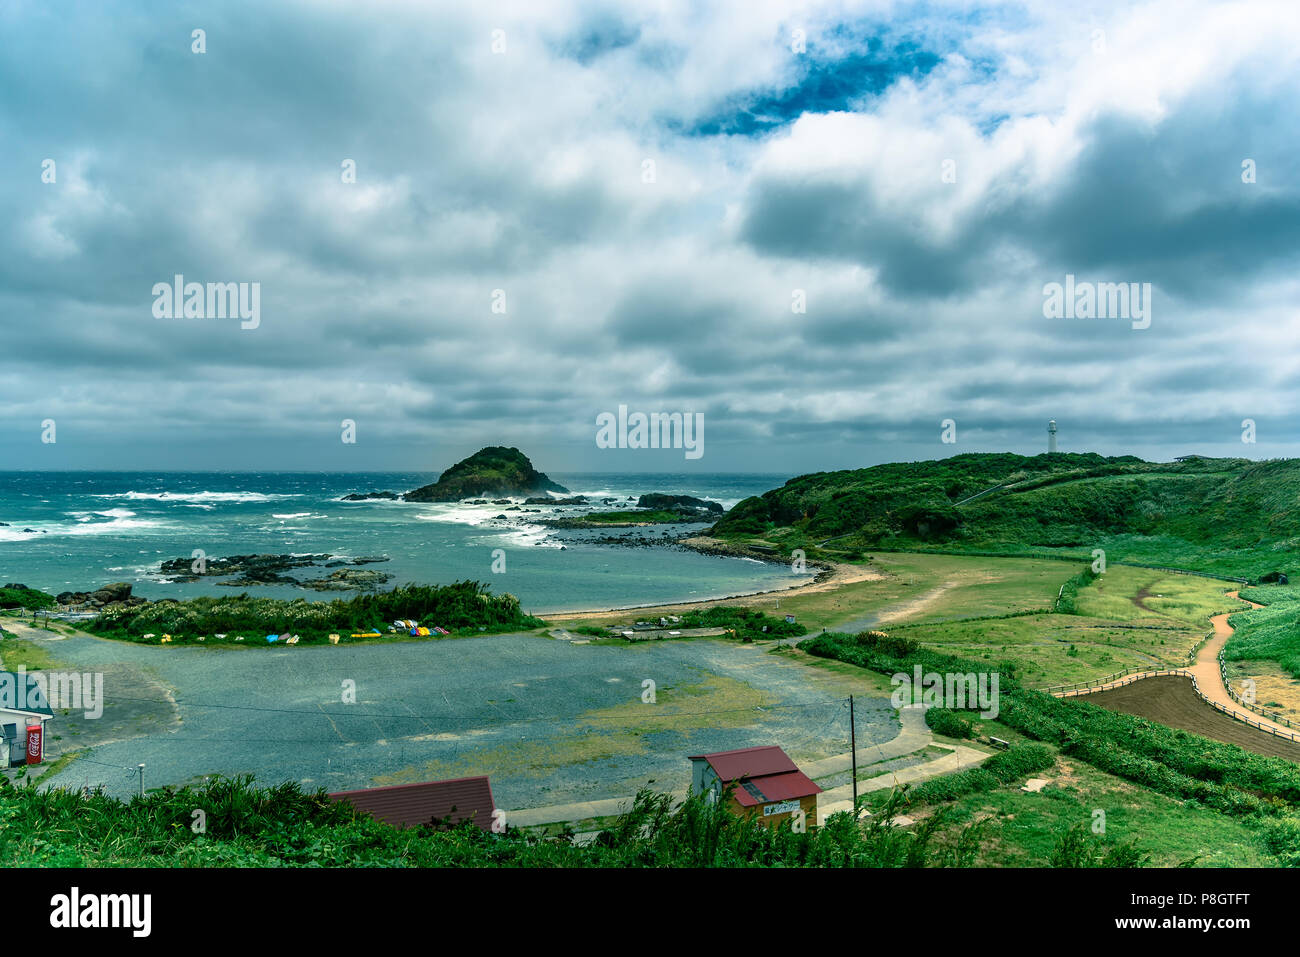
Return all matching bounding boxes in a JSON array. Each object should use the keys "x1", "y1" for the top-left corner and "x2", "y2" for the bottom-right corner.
[
  {"x1": 549, "y1": 552, "x2": 1070, "y2": 635},
  {"x1": 912, "y1": 752, "x2": 1275, "y2": 867},
  {"x1": 0, "y1": 636, "x2": 64, "y2": 670},
  {"x1": 557, "y1": 552, "x2": 1248, "y2": 690},
  {"x1": 893, "y1": 566, "x2": 1243, "y2": 687}
]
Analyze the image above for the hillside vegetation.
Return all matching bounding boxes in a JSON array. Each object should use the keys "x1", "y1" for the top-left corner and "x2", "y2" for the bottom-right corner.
[
  {"x1": 713, "y1": 453, "x2": 1298, "y2": 579},
  {"x1": 85, "y1": 581, "x2": 542, "y2": 644},
  {"x1": 404, "y1": 446, "x2": 567, "y2": 502},
  {"x1": 0, "y1": 774, "x2": 986, "y2": 868},
  {"x1": 0, "y1": 584, "x2": 56, "y2": 611},
  {"x1": 1227, "y1": 585, "x2": 1300, "y2": 678}
]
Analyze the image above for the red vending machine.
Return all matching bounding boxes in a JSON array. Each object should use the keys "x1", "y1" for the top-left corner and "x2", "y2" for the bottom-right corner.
[{"x1": 25, "y1": 722, "x2": 42, "y2": 764}]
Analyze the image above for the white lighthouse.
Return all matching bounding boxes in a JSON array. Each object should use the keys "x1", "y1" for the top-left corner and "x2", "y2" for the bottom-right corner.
[{"x1": 1048, "y1": 420, "x2": 1058, "y2": 453}]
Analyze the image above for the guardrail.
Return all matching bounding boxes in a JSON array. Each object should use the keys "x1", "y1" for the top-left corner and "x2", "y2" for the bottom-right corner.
[
  {"x1": 1049, "y1": 664, "x2": 1300, "y2": 744},
  {"x1": 1038, "y1": 628, "x2": 1213, "y2": 695},
  {"x1": 1052, "y1": 668, "x2": 1193, "y2": 697},
  {"x1": 1219, "y1": 651, "x2": 1299, "y2": 731},
  {"x1": 1187, "y1": 672, "x2": 1300, "y2": 743}
]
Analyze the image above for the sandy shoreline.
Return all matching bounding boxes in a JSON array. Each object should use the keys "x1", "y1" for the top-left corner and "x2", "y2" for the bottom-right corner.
[{"x1": 541, "y1": 536, "x2": 883, "y2": 622}]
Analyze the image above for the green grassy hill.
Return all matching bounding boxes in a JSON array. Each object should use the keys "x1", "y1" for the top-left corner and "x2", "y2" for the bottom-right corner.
[{"x1": 712, "y1": 453, "x2": 1299, "y2": 579}]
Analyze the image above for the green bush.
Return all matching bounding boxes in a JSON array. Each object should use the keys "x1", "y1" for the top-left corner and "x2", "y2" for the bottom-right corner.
[
  {"x1": 1049, "y1": 823, "x2": 1148, "y2": 868},
  {"x1": 906, "y1": 768, "x2": 999, "y2": 804},
  {"x1": 983, "y1": 743, "x2": 1054, "y2": 783},
  {"x1": 1055, "y1": 565, "x2": 1099, "y2": 614},
  {"x1": 804, "y1": 628, "x2": 1300, "y2": 816},
  {"x1": 0, "y1": 585, "x2": 56, "y2": 611},
  {"x1": 677, "y1": 606, "x2": 806, "y2": 642},
  {"x1": 1259, "y1": 817, "x2": 1300, "y2": 866},
  {"x1": 925, "y1": 707, "x2": 974, "y2": 739},
  {"x1": 87, "y1": 582, "x2": 543, "y2": 644},
  {"x1": 0, "y1": 774, "x2": 988, "y2": 868}
]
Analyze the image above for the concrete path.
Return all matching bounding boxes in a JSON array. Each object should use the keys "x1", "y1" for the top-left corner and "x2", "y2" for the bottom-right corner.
[
  {"x1": 801, "y1": 703, "x2": 930, "y2": 779},
  {"x1": 510, "y1": 736, "x2": 992, "y2": 828},
  {"x1": 509, "y1": 705, "x2": 945, "y2": 828},
  {"x1": 817, "y1": 743, "x2": 992, "y2": 818}
]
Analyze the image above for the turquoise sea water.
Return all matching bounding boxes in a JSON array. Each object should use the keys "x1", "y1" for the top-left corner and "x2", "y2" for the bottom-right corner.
[{"x1": 0, "y1": 472, "x2": 799, "y2": 613}]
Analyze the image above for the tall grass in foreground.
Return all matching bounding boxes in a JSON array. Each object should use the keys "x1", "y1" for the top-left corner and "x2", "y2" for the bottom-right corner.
[{"x1": 0, "y1": 773, "x2": 992, "y2": 868}]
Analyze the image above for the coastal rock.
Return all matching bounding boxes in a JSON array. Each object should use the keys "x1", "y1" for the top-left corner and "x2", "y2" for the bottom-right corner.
[
  {"x1": 56, "y1": 582, "x2": 137, "y2": 608},
  {"x1": 404, "y1": 447, "x2": 568, "y2": 502},
  {"x1": 158, "y1": 553, "x2": 389, "y2": 585},
  {"x1": 342, "y1": 491, "x2": 400, "y2": 501},
  {"x1": 524, "y1": 495, "x2": 588, "y2": 505},
  {"x1": 91, "y1": 582, "x2": 133, "y2": 604},
  {"x1": 636, "y1": 493, "x2": 724, "y2": 514},
  {"x1": 299, "y1": 568, "x2": 393, "y2": 592}
]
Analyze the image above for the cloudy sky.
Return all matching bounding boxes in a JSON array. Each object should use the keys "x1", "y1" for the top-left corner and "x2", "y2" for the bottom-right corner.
[{"x1": 2, "y1": 0, "x2": 1298, "y2": 473}]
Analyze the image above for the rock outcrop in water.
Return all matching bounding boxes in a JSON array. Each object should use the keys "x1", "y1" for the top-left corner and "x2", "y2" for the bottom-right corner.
[
  {"x1": 404, "y1": 447, "x2": 568, "y2": 502},
  {"x1": 636, "y1": 493, "x2": 724, "y2": 514},
  {"x1": 55, "y1": 582, "x2": 141, "y2": 608},
  {"x1": 158, "y1": 553, "x2": 391, "y2": 587}
]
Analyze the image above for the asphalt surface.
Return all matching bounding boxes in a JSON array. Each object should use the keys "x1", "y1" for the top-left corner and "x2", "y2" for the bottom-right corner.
[{"x1": 30, "y1": 629, "x2": 901, "y2": 809}]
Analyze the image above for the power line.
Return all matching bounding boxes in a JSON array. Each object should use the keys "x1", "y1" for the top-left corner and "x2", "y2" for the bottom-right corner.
[{"x1": 80, "y1": 690, "x2": 841, "y2": 723}]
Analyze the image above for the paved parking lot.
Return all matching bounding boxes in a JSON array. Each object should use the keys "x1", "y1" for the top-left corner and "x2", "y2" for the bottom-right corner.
[{"x1": 33, "y1": 630, "x2": 900, "y2": 810}]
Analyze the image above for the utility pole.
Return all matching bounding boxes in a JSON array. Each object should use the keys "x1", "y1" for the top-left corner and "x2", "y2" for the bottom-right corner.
[
  {"x1": 849, "y1": 695, "x2": 858, "y2": 818},
  {"x1": 136, "y1": 763, "x2": 145, "y2": 799}
]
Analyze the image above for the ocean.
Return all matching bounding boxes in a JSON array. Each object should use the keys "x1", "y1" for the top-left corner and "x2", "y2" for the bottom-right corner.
[{"x1": 0, "y1": 472, "x2": 799, "y2": 614}]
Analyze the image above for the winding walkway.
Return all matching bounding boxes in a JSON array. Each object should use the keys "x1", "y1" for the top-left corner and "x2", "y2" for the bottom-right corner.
[{"x1": 1054, "y1": 591, "x2": 1300, "y2": 742}]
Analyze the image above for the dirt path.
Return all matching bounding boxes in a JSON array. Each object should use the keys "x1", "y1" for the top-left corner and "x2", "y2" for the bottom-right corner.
[
  {"x1": 1060, "y1": 591, "x2": 1300, "y2": 743},
  {"x1": 542, "y1": 555, "x2": 883, "y2": 623}
]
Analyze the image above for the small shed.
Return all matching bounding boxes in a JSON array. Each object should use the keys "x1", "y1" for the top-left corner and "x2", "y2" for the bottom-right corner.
[
  {"x1": 0, "y1": 670, "x2": 53, "y2": 766},
  {"x1": 688, "y1": 745, "x2": 821, "y2": 829},
  {"x1": 329, "y1": 776, "x2": 497, "y2": 832}
]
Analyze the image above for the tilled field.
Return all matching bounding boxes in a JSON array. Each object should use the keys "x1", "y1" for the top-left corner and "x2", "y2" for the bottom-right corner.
[{"x1": 1079, "y1": 675, "x2": 1300, "y2": 761}]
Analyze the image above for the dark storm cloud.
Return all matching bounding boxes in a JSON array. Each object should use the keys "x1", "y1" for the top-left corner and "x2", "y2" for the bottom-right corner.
[{"x1": 1, "y1": 0, "x2": 1298, "y2": 471}]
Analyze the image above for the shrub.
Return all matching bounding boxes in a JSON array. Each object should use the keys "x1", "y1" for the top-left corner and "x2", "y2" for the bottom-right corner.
[
  {"x1": 0, "y1": 585, "x2": 56, "y2": 611},
  {"x1": 983, "y1": 743, "x2": 1054, "y2": 783},
  {"x1": 925, "y1": 707, "x2": 974, "y2": 739},
  {"x1": 87, "y1": 582, "x2": 544, "y2": 644},
  {"x1": 678, "y1": 606, "x2": 806, "y2": 642},
  {"x1": 806, "y1": 628, "x2": 1300, "y2": 816},
  {"x1": 1049, "y1": 823, "x2": 1148, "y2": 868}
]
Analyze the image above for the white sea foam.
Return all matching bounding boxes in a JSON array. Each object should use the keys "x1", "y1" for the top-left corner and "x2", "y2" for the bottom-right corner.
[
  {"x1": 67, "y1": 508, "x2": 138, "y2": 521},
  {"x1": 0, "y1": 515, "x2": 167, "y2": 542},
  {"x1": 91, "y1": 491, "x2": 297, "y2": 504},
  {"x1": 411, "y1": 503, "x2": 503, "y2": 527}
]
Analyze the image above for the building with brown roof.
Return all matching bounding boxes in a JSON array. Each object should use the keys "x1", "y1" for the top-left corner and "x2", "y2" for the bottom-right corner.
[
  {"x1": 688, "y1": 745, "x2": 820, "y2": 829},
  {"x1": 329, "y1": 775, "x2": 497, "y2": 832}
]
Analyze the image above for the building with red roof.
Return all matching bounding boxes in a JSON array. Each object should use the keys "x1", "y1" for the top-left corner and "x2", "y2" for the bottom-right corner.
[
  {"x1": 329, "y1": 775, "x2": 498, "y2": 832},
  {"x1": 688, "y1": 745, "x2": 821, "y2": 829}
]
